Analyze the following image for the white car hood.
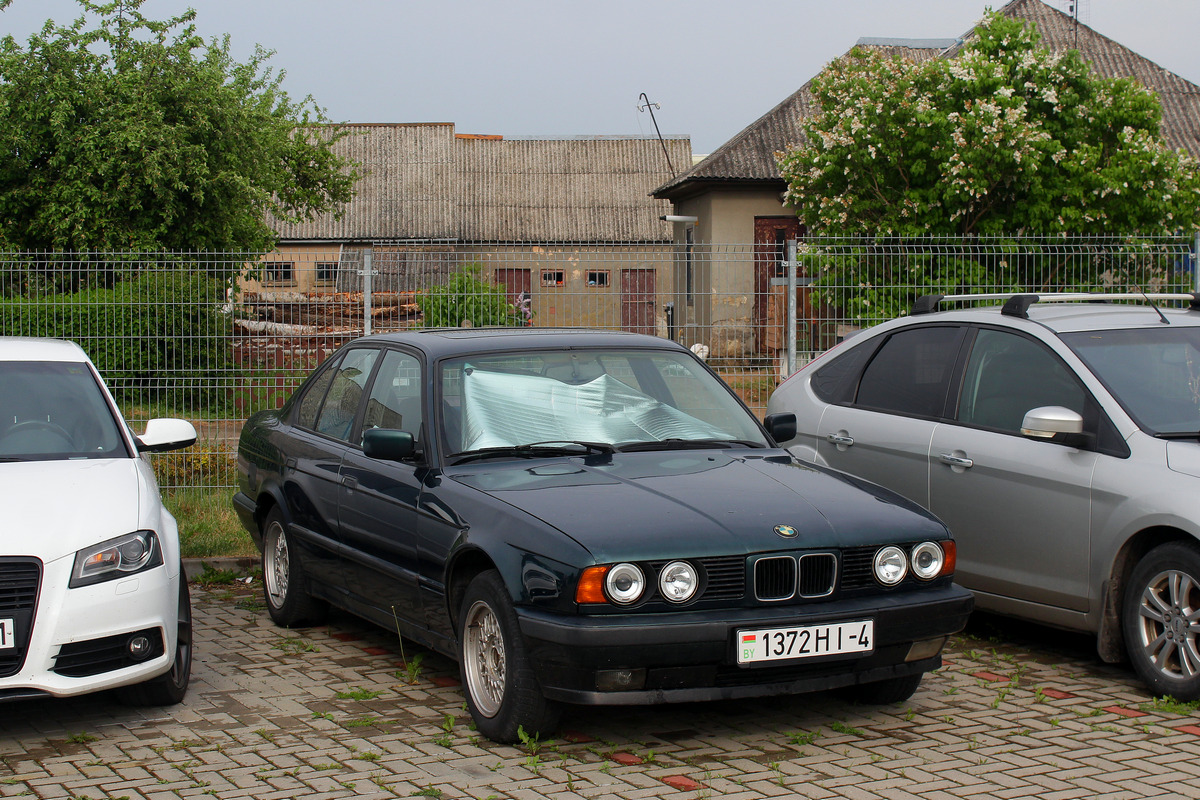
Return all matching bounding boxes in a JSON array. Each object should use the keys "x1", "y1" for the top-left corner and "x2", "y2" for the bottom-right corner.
[{"x1": 0, "y1": 458, "x2": 149, "y2": 562}]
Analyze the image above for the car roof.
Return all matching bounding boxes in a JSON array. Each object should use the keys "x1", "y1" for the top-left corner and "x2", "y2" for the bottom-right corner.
[
  {"x1": 0, "y1": 337, "x2": 92, "y2": 363},
  {"x1": 343, "y1": 328, "x2": 688, "y2": 359},
  {"x1": 908, "y1": 294, "x2": 1200, "y2": 334}
]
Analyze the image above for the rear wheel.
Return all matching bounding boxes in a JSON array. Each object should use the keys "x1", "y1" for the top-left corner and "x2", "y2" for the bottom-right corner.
[
  {"x1": 459, "y1": 571, "x2": 560, "y2": 743},
  {"x1": 837, "y1": 673, "x2": 923, "y2": 705},
  {"x1": 262, "y1": 507, "x2": 326, "y2": 627},
  {"x1": 1123, "y1": 542, "x2": 1200, "y2": 700},
  {"x1": 117, "y1": 571, "x2": 192, "y2": 706}
]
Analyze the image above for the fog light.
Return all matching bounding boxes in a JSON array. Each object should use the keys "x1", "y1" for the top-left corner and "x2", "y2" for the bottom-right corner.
[
  {"x1": 595, "y1": 668, "x2": 647, "y2": 691},
  {"x1": 128, "y1": 635, "x2": 153, "y2": 661},
  {"x1": 905, "y1": 636, "x2": 947, "y2": 662}
]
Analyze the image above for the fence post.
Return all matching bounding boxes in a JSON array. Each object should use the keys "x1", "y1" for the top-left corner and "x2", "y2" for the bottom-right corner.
[
  {"x1": 1194, "y1": 232, "x2": 1199, "y2": 294},
  {"x1": 361, "y1": 247, "x2": 374, "y2": 337},
  {"x1": 786, "y1": 239, "x2": 797, "y2": 377}
]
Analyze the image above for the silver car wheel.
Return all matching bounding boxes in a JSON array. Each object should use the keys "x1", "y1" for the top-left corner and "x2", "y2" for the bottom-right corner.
[
  {"x1": 263, "y1": 519, "x2": 291, "y2": 609},
  {"x1": 1134, "y1": 567, "x2": 1200, "y2": 680},
  {"x1": 463, "y1": 599, "x2": 506, "y2": 718}
]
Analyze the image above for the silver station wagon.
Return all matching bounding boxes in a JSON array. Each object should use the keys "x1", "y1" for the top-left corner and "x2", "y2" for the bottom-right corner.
[{"x1": 768, "y1": 292, "x2": 1200, "y2": 699}]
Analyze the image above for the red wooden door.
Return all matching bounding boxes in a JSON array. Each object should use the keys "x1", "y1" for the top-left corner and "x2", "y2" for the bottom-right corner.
[
  {"x1": 753, "y1": 217, "x2": 802, "y2": 354},
  {"x1": 620, "y1": 268, "x2": 656, "y2": 334},
  {"x1": 494, "y1": 268, "x2": 532, "y2": 324}
]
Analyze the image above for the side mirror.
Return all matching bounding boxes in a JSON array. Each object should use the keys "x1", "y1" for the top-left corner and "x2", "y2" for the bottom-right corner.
[
  {"x1": 1020, "y1": 406, "x2": 1086, "y2": 446},
  {"x1": 763, "y1": 412, "x2": 797, "y2": 445},
  {"x1": 136, "y1": 418, "x2": 197, "y2": 452},
  {"x1": 362, "y1": 428, "x2": 416, "y2": 462}
]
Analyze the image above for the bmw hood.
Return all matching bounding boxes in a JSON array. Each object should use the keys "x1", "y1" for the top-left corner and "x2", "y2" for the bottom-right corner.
[
  {"x1": 0, "y1": 459, "x2": 150, "y2": 563},
  {"x1": 449, "y1": 450, "x2": 948, "y2": 563}
]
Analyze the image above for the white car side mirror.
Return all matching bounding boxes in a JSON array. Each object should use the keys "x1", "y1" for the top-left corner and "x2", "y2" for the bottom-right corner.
[
  {"x1": 1021, "y1": 406, "x2": 1084, "y2": 441},
  {"x1": 137, "y1": 418, "x2": 198, "y2": 452}
]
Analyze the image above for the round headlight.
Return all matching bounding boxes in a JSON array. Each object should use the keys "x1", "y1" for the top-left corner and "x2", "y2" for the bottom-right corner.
[
  {"x1": 873, "y1": 546, "x2": 908, "y2": 586},
  {"x1": 605, "y1": 563, "x2": 645, "y2": 605},
  {"x1": 658, "y1": 561, "x2": 699, "y2": 603},
  {"x1": 911, "y1": 542, "x2": 944, "y2": 580}
]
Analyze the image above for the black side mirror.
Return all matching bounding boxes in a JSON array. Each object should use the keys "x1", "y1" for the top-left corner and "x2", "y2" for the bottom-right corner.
[
  {"x1": 362, "y1": 428, "x2": 416, "y2": 462},
  {"x1": 763, "y1": 412, "x2": 797, "y2": 445}
]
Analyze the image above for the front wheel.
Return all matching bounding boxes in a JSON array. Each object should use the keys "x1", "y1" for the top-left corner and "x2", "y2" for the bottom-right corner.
[
  {"x1": 458, "y1": 571, "x2": 560, "y2": 743},
  {"x1": 837, "y1": 673, "x2": 923, "y2": 705},
  {"x1": 1122, "y1": 542, "x2": 1200, "y2": 700},
  {"x1": 117, "y1": 570, "x2": 192, "y2": 706},
  {"x1": 261, "y1": 507, "x2": 326, "y2": 628}
]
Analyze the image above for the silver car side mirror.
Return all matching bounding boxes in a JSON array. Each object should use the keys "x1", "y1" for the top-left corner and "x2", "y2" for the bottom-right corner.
[{"x1": 1020, "y1": 406, "x2": 1084, "y2": 442}]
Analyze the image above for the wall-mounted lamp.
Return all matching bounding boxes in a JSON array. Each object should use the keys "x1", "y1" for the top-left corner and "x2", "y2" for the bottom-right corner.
[{"x1": 660, "y1": 215, "x2": 698, "y2": 223}]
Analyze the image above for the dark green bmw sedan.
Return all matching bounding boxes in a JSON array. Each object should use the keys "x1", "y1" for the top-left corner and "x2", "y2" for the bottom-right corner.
[{"x1": 233, "y1": 328, "x2": 972, "y2": 742}]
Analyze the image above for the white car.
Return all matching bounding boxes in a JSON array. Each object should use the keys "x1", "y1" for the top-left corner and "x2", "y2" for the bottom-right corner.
[{"x1": 0, "y1": 338, "x2": 196, "y2": 704}]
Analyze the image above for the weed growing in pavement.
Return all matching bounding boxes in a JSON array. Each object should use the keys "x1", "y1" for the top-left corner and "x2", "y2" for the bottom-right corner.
[
  {"x1": 1049, "y1": 718, "x2": 1061, "y2": 726},
  {"x1": 311, "y1": 711, "x2": 334, "y2": 721},
  {"x1": 344, "y1": 716, "x2": 385, "y2": 728},
  {"x1": 1033, "y1": 686, "x2": 1048, "y2": 703},
  {"x1": 335, "y1": 686, "x2": 382, "y2": 701},
  {"x1": 830, "y1": 721, "x2": 865, "y2": 737},
  {"x1": 394, "y1": 652, "x2": 426, "y2": 685},
  {"x1": 193, "y1": 562, "x2": 240, "y2": 587},
  {"x1": 786, "y1": 729, "x2": 819, "y2": 746},
  {"x1": 274, "y1": 636, "x2": 319, "y2": 654},
  {"x1": 434, "y1": 714, "x2": 455, "y2": 747},
  {"x1": 1142, "y1": 695, "x2": 1200, "y2": 715},
  {"x1": 253, "y1": 729, "x2": 274, "y2": 742},
  {"x1": 339, "y1": 782, "x2": 356, "y2": 791},
  {"x1": 313, "y1": 763, "x2": 340, "y2": 770},
  {"x1": 355, "y1": 751, "x2": 381, "y2": 762},
  {"x1": 65, "y1": 732, "x2": 98, "y2": 744}
]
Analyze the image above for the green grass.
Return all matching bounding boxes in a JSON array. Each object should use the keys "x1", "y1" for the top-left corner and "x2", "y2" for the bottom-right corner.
[{"x1": 164, "y1": 488, "x2": 257, "y2": 559}]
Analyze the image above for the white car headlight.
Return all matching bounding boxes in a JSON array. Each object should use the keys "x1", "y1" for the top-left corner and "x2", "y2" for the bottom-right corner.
[
  {"x1": 70, "y1": 531, "x2": 162, "y2": 588},
  {"x1": 658, "y1": 561, "x2": 699, "y2": 603},
  {"x1": 873, "y1": 545, "x2": 908, "y2": 586},
  {"x1": 605, "y1": 563, "x2": 645, "y2": 605},
  {"x1": 911, "y1": 542, "x2": 945, "y2": 580}
]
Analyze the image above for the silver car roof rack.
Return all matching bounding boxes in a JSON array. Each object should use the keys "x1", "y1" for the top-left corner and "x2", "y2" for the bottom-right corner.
[{"x1": 911, "y1": 292, "x2": 1200, "y2": 318}]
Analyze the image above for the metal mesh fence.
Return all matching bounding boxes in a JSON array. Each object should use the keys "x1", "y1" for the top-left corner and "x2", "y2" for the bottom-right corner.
[{"x1": 2, "y1": 235, "x2": 1194, "y2": 491}]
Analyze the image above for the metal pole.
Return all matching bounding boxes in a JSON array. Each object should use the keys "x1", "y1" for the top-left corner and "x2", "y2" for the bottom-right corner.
[
  {"x1": 362, "y1": 248, "x2": 373, "y2": 337},
  {"x1": 786, "y1": 239, "x2": 797, "y2": 377},
  {"x1": 1193, "y1": 231, "x2": 1199, "y2": 294}
]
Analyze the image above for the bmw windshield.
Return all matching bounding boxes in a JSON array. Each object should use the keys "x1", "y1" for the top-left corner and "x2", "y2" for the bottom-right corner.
[
  {"x1": 0, "y1": 361, "x2": 128, "y2": 460},
  {"x1": 1062, "y1": 326, "x2": 1200, "y2": 436},
  {"x1": 439, "y1": 348, "x2": 768, "y2": 459}
]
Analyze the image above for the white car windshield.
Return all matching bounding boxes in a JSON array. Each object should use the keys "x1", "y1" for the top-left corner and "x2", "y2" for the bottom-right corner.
[
  {"x1": 1063, "y1": 326, "x2": 1200, "y2": 436},
  {"x1": 0, "y1": 361, "x2": 128, "y2": 460},
  {"x1": 440, "y1": 348, "x2": 767, "y2": 456}
]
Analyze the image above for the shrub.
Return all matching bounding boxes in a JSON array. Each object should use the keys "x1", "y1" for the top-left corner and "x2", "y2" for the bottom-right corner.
[{"x1": 418, "y1": 265, "x2": 521, "y2": 328}]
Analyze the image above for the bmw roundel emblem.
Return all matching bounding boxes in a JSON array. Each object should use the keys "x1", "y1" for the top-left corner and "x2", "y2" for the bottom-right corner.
[{"x1": 774, "y1": 524, "x2": 798, "y2": 538}]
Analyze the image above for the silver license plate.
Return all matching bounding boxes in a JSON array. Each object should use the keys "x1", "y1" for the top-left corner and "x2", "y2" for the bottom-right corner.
[{"x1": 737, "y1": 619, "x2": 874, "y2": 664}]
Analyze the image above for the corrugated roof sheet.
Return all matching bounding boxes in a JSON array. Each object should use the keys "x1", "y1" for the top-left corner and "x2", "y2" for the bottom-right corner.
[
  {"x1": 274, "y1": 125, "x2": 690, "y2": 243},
  {"x1": 655, "y1": 0, "x2": 1200, "y2": 198}
]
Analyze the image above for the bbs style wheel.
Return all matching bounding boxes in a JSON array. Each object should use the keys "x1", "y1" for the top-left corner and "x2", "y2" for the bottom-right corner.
[
  {"x1": 261, "y1": 507, "x2": 326, "y2": 627},
  {"x1": 458, "y1": 571, "x2": 560, "y2": 743}
]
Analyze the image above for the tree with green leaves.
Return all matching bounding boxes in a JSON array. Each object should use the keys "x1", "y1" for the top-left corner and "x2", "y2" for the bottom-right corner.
[
  {"x1": 0, "y1": 0, "x2": 357, "y2": 254},
  {"x1": 778, "y1": 12, "x2": 1200, "y2": 237}
]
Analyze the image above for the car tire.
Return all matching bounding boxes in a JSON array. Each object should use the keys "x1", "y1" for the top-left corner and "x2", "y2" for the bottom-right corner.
[
  {"x1": 1122, "y1": 542, "x2": 1200, "y2": 701},
  {"x1": 117, "y1": 570, "x2": 192, "y2": 706},
  {"x1": 262, "y1": 507, "x2": 326, "y2": 628},
  {"x1": 458, "y1": 571, "x2": 561, "y2": 743},
  {"x1": 837, "y1": 673, "x2": 923, "y2": 705}
]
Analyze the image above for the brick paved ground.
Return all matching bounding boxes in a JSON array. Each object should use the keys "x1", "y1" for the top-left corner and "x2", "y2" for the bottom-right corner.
[{"x1": 2, "y1": 580, "x2": 1200, "y2": 800}]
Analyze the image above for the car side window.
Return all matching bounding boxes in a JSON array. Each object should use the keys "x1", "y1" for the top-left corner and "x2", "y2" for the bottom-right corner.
[
  {"x1": 957, "y1": 328, "x2": 1086, "y2": 433},
  {"x1": 314, "y1": 348, "x2": 380, "y2": 442},
  {"x1": 855, "y1": 326, "x2": 965, "y2": 418},
  {"x1": 363, "y1": 350, "x2": 424, "y2": 442},
  {"x1": 296, "y1": 355, "x2": 341, "y2": 430}
]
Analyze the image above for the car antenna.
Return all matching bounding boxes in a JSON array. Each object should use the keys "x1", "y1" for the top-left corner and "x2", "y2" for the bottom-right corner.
[{"x1": 1140, "y1": 287, "x2": 1170, "y2": 324}]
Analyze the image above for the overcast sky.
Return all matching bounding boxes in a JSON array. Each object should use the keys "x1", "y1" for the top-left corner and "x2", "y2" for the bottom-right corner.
[{"x1": 3, "y1": 0, "x2": 1200, "y2": 154}]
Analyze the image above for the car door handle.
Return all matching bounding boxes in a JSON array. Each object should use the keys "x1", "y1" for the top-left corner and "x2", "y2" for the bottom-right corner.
[
  {"x1": 342, "y1": 475, "x2": 359, "y2": 490},
  {"x1": 938, "y1": 453, "x2": 974, "y2": 468},
  {"x1": 826, "y1": 433, "x2": 854, "y2": 447}
]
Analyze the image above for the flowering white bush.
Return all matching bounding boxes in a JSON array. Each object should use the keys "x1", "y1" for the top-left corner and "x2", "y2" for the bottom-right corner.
[{"x1": 777, "y1": 12, "x2": 1200, "y2": 238}]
